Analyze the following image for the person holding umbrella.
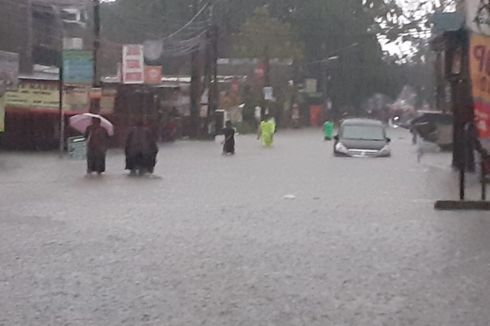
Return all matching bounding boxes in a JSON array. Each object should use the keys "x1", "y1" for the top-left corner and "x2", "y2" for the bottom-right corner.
[
  {"x1": 84, "y1": 117, "x2": 110, "y2": 175},
  {"x1": 69, "y1": 113, "x2": 114, "y2": 175}
]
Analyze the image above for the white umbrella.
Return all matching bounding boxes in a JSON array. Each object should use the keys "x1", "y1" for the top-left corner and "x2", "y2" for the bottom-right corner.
[{"x1": 69, "y1": 113, "x2": 114, "y2": 136}]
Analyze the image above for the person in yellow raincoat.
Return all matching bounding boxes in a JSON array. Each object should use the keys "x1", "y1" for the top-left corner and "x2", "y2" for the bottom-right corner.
[{"x1": 257, "y1": 114, "x2": 276, "y2": 147}]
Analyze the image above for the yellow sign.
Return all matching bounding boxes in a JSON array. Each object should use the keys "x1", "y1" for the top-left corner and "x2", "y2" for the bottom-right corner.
[
  {"x1": 5, "y1": 80, "x2": 91, "y2": 112},
  {"x1": 6, "y1": 80, "x2": 59, "y2": 109}
]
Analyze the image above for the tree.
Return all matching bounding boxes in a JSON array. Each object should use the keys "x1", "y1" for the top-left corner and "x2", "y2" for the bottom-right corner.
[{"x1": 231, "y1": 7, "x2": 303, "y2": 60}]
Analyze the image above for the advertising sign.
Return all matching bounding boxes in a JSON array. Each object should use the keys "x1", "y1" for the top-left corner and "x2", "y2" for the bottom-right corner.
[
  {"x1": 263, "y1": 86, "x2": 274, "y2": 101},
  {"x1": 122, "y1": 45, "x2": 144, "y2": 84},
  {"x1": 5, "y1": 80, "x2": 89, "y2": 111},
  {"x1": 469, "y1": 33, "x2": 490, "y2": 139},
  {"x1": 63, "y1": 50, "x2": 93, "y2": 85},
  {"x1": 0, "y1": 50, "x2": 19, "y2": 90},
  {"x1": 466, "y1": 0, "x2": 490, "y2": 35},
  {"x1": 6, "y1": 80, "x2": 59, "y2": 109},
  {"x1": 144, "y1": 65, "x2": 162, "y2": 84}
]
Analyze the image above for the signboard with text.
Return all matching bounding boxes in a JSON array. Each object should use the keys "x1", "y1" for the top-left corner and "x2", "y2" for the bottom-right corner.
[
  {"x1": 469, "y1": 33, "x2": 490, "y2": 139},
  {"x1": 122, "y1": 45, "x2": 144, "y2": 84},
  {"x1": 63, "y1": 50, "x2": 93, "y2": 85},
  {"x1": 6, "y1": 80, "x2": 59, "y2": 109},
  {"x1": 5, "y1": 79, "x2": 90, "y2": 111}
]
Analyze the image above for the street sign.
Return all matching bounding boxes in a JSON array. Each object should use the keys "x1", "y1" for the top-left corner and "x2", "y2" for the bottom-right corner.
[
  {"x1": 263, "y1": 86, "x2": 274, "y2": 101},
  {"x1": 63, "y1": 50, "x2": 93, "y2": 85},
  {"x1": 0, "y1": 50, "x2": 19, "y2": 90},
  {"x1": 67, "y1": 136, "x2": 86, "y2": 160},
  {"x1": 122, "y1": 45, "x2": 144, "y2": 84},
  {"x1": 305, "y1": 79, "x2": 318, "y2": 94}
]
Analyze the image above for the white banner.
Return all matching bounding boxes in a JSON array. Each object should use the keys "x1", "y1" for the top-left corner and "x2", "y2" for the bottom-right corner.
[
  {"x1": 466, "y1": 0, "x2": 490, "y2": 35},
  {"x1": 122, "y1": 45, "x2": 144, "y2": 84}
]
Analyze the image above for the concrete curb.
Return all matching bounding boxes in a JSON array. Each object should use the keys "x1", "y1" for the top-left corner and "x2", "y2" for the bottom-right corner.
[{"x1": 435, "y1": 200, "x2": 490, "y2": 211}]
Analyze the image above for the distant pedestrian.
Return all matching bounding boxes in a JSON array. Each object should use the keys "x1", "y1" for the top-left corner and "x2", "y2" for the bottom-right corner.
[
  {"x1": 85, "y1": 117, "x2": 110, "y2": 175},
  {"x1": 125, "y1": 119, "x2": 158, "y2": 175},
  {"x1": 258, "y1": 114, "x2": 276, "y2": 147},
  {"x1": 323, "y1": 119, "x2": 334, "y2": 141},
  {"x1": 222, "y1": 121, "x2": 236, "y2": 155}
]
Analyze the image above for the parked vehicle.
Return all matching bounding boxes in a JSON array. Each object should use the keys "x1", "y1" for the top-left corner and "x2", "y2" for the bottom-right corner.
[
  {"x1": 334, "y1": 118, "x2": 391, "y2": 158},
  {"x1": 411, "y1": 111, "x2": 453, "y2": 150}
]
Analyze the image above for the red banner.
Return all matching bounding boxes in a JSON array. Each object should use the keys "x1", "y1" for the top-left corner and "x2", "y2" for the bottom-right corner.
[{"x1": 469, "y1": 33, "x2": 490, "y2": 139}]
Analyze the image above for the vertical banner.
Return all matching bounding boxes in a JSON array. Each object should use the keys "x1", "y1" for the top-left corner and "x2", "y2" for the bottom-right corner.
[
  {"x1": 122, "y1": 45, "x2": 144, "y2": 84},
  {"x1": 0, "y1": 93, "x2": 5, "y2": 132},
  {"x1": 469, "y1": 33, "x2": 490, "y2": 139}
]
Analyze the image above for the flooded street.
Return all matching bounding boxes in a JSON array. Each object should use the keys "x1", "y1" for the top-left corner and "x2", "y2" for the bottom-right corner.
[{"x1": 1, "y1": 128, "x2": 489, "y2": 325}]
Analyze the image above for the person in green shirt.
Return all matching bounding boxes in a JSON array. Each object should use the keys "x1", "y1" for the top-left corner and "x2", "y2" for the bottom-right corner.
[
  {"x1": 323, "y1": 119, "x2": 334, "y2": 141},
  {"x1": 258, "y1": 114, "x2": 276, "y2": 147}
]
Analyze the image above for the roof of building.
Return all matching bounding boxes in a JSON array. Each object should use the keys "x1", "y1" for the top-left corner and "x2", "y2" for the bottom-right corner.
[{"x1": 32, "y1": 0, "x2": 90, "y2": 7}]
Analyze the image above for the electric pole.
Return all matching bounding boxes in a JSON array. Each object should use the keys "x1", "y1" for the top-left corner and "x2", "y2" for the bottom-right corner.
[
  {"x1": 91, "y1": 0, "x2": 101, "y2": 113},
  {"x1": 207, "y1": 2, "x2": 218, "y2": 139},
  {"x1": 190, "y1": 0, "x2": 201, "y2": 138}
]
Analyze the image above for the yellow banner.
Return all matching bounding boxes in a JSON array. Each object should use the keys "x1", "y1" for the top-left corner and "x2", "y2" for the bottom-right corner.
[
  {"x1": 6, "y1": 80, "x2": 59, "y2": 109},
  {"x1": 5, "y1": 80, "x2": 91, "y2": 112}
]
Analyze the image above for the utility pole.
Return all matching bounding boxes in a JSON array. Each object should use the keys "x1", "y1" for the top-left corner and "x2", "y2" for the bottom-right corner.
[
  {"x1": 207, "y1": 2, "x2": 218, "y2": 139},
  {"x1": 263, "y1": 45, "x2": 271, "y2": 117},
  {"x1": 189, "y1": 0, "x2": 201, "y2": 138},
  {"x1": 26, "y1": 0, "x2": 33, "y2": 74},
  {"x1": 57, "y1": 8, "x2": 64, "y2": 156},
  {"x1": 91, "y1": 0, "x2": 101, "y2": 113}
]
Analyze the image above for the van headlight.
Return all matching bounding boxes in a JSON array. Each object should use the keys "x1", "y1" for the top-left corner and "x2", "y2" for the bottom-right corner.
[{"x1": 335, "y1": 142, "x2": 349, "y2": 154}]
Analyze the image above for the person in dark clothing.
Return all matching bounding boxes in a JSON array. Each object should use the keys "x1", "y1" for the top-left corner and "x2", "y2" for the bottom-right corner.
[
  {"x1": 85, "y1": 117, "x2": 110, "y2": 175},
  {"x1": 125, "y1": 120, "x2": 158, "y2": 175},
  {"x1": 222, "y1": 121, "x2": 235, "y2": 155}
]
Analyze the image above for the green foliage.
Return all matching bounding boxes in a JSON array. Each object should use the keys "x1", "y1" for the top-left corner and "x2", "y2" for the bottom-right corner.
[
  {"x1": 100, "y1": 0, "x2": 439, "y2": 107},
  {"x1": 231, "y1": 7, "x2": 303, "y2": 60}
]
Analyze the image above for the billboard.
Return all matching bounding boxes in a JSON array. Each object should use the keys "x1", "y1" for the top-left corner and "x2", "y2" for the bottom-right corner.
[
  {"x1": 5, "y1": 79, "x2": 89, "y2": 111},
  {"x1": 6, "y1": 80, "x2": 59, "y2": 109},
  {"x1": 0, "y1": 51, "x2": 19, "y2": 91},
  {"x1": 63, "y1": 50, "x2": 93, "y2": 85},
  {"x1": 122, "y1": 45, "x2": 144, "y2": 84},
  {"x1": 469, "y1": 33, "x2": 490, "y2": 139}
]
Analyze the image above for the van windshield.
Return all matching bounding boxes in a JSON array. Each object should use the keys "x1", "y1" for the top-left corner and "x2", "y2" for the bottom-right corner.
[{"x1": 341, "y1": 125, "x2": 385, "y2": 141}]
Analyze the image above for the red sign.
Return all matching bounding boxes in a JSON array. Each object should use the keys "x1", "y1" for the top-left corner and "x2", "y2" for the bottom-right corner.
[
  {"x1": 469, "y1": 34, "x2": 490, "y2": 139},
  {"x1": 255, "y1": 64, "x2": 265, "y2": 80},
  {"x1": 144, "y1": 66, "x2": 162, "y2": 85},
  {"x1": 122, "y1": 45, "x2": 144, "y2": 84}
]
